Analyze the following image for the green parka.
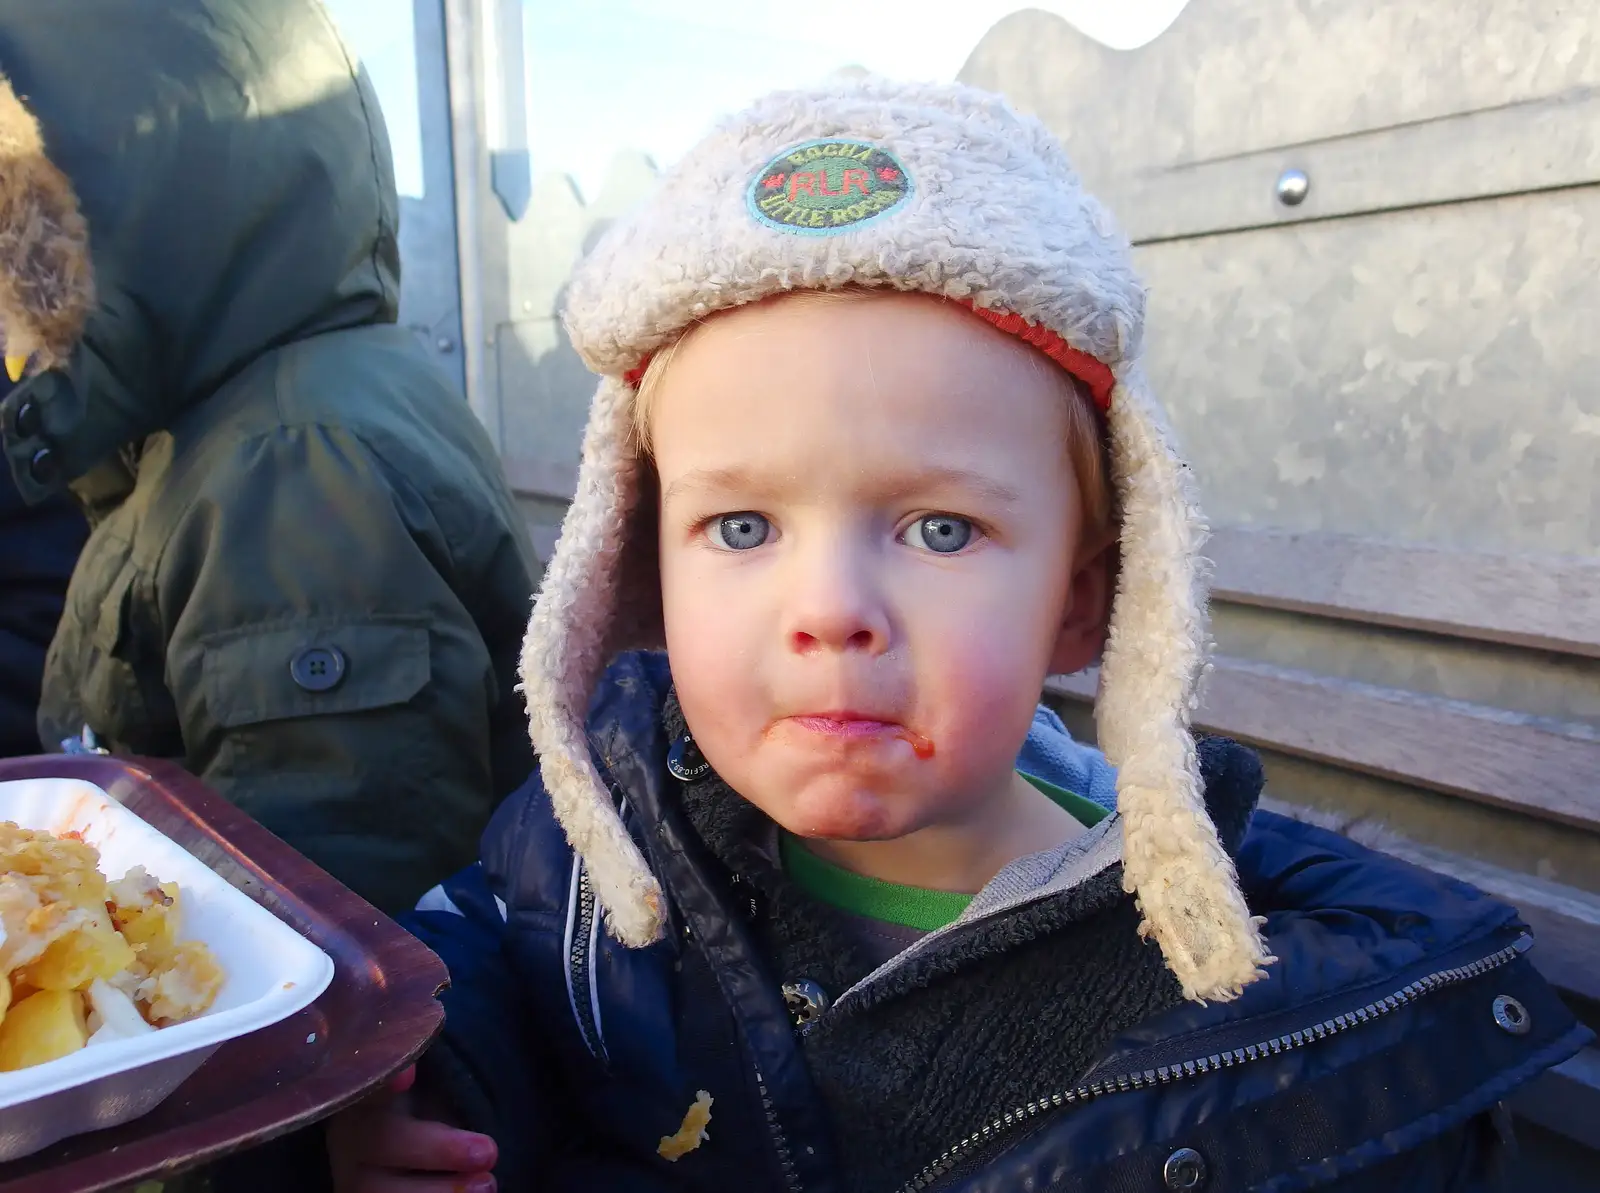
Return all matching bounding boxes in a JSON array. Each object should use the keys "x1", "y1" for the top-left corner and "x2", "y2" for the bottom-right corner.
[{"x1": 0, "y1": 0, "x2": 539, "y2": 913}]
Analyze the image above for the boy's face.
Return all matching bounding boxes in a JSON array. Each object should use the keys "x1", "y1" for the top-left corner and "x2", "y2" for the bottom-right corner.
[{"x1": 653, "y1": 291, "x2": 1111, "y2": 846}]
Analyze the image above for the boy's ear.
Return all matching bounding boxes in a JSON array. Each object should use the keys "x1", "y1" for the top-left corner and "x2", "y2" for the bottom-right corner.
[{"x1": 1048, "y1": 532, "x2": 1116, "y2": 677}]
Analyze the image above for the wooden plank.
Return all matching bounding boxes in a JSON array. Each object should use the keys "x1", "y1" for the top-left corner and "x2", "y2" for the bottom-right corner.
[
  {"x1": 1206, "y1": 527, "x2": 1600, "y2": 660},
  {"x1": 1045, "y1": 658, "x2": 1600, "y2": 834},
  {"x1": 526, "y1": 521, "x2": 561, "y2": 565},
  {"x1": 1100, "y1": 86, "x2": 1600, "y2": 244},
  {"x1": 503, "y1": 454, "x2": 578, "y2": 502},
  {"x1": 1513, "y1": 1049, "x2": 1600, "y2": 1150},
  {"x1": 1491, "y1": 899, "x2": 1600, "y2": 1011}
]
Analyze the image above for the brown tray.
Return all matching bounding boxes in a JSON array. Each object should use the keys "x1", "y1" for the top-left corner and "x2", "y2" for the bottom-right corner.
[{"x1": 0, "y1": 755, "x2": 449, "y2": 1193}]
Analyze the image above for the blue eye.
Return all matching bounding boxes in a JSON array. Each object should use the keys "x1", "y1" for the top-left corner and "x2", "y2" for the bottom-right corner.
[
  {"x1": 712, "y1": 512, "x2": 770, "y2": 550},
  {"x1": 905, "y1": 515, "x2": 974, "y2": 554}
]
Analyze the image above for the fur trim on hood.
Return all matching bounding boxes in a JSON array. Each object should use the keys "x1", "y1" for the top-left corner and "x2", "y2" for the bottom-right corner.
[
  {"x1": 520, "y1": 76, "x2": 1272, "y2": 1003},
  {"x1": 0, "y1": 72, "x2": 93, "y2": 379}
]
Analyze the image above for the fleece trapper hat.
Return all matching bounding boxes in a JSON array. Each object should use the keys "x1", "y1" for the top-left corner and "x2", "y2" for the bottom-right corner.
[{"x1": 521, "y1": 77, "x2": 1271, "y2": 1003}]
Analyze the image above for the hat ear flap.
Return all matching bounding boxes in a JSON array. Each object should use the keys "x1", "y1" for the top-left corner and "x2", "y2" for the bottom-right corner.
[
  {"x1": 520, "y1": 376, "x2": 665, "y2": 947},
  {"x1": 1097, "y1": 372, "x2": 1272, "y2": 1003}
]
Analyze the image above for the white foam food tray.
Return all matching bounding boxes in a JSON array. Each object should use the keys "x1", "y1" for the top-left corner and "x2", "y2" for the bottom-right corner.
[{"x1": 0, "y1": 778, "x2": 335, "y2": 1163}]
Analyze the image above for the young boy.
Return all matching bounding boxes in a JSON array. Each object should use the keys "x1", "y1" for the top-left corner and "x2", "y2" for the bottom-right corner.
[{"x1": 327, "y1": 78, "x2": 1589, "y2": 1193}]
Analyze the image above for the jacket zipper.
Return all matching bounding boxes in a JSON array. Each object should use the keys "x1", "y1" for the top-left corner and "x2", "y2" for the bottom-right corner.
[
  {"x1": 566, "y1": 861, "x2": 607, "y2": 1061},
  {"x1": 578, "y1": 790, "x2": 804, "y2": 1185},
  {"x1": 754, "y1": 1066, "x2": 805, "y2": 1193},
  {"x1": 898, "y1": 935, "x2": 1529, "y2": 1193},
  {"x1": 569, "y1": 795, "x2": 639, "y2": 1063}
]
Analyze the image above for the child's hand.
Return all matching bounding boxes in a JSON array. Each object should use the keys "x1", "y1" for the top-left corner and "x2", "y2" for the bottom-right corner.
[{"x1": 326, "y1": 1065, "x2": 499, "y2": 1193}]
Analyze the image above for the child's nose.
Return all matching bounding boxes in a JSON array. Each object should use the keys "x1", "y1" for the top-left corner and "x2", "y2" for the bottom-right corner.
[{"x1": 781, "y1": 549, "x2": 891, "y2": 657}]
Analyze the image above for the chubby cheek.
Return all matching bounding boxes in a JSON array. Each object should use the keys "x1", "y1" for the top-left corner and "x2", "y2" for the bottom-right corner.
[
  {"x1": 914, "y1": 628, "x2": 1045, "y2": 799},
  {"x1": 661, "y1": 561, "x2": 771, "y2": 764}
]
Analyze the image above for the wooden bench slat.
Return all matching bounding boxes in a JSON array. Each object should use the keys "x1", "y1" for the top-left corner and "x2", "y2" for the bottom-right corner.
[
  {"x1": 503, "y1": 454, "x2": 578, "y2": 503},
  {"x1": 1045, "y1": 658, "x2": 1600, "y2": 834},
  {"x1": 1207, "y1": 526, "x2": 1600, "y2": 659},
  {"x1": 1514, "y1": 1049, "x2": 1600, "y2": 1150}
]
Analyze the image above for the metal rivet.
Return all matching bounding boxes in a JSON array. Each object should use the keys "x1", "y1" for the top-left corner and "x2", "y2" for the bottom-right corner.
[
  {"x1": 1163, "y1": 1147, "x2": 1208, "y2": 1190},
  {"x1": 1492, "y1": 994, "x2": 1531, "y2": 1036},
  {"x1": 1276, "y1": 168, "x2": 1310, "y2": 206},
  {"x1": 436, "y1": 337, "x2": 456, "y2": 353}
]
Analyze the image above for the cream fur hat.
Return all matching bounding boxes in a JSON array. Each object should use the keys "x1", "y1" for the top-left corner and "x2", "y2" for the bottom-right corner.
[{"x1": 520, "y1": 76, "x2": 1271, "y2": 1003}]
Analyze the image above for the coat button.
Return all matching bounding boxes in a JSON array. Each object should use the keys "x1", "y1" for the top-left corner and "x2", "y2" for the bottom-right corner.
[
  {"x1": 781, "y1": 979, "x2": 831, "y2": 1030},
  {"x1": 12, "y1": 399, "x2": 40, "y2": 438},
  {"x1": 1163, "y1": 1147, "x2": 1208, "y2": 1190},
  {"x1": 666, "y1": 730, "x2": 712, "y2": 782},
  {"x1": 1492, "y1": 994, "x2": 1531, "y2": 1036},
  {"x1": 290, "y1": 645, "x2": 347, "y2": 692},
  {"x1": 28, "y1": 447, "x2": 58, "y2": 484}
]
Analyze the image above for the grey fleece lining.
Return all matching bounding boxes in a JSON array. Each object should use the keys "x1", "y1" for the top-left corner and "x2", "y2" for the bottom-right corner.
[{"x1": 820, "y1": 813, "x2": 1125, "y2": 1013}]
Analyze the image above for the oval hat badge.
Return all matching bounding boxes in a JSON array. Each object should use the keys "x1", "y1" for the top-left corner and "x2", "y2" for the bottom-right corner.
[{"x1": 747, "y1": 138, "x2": 913, "y2": 236}]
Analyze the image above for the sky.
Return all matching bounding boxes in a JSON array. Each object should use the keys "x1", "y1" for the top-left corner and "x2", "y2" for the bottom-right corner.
[{"x1": 323, "y1": 0, "x2": 1192, "y2": 202}]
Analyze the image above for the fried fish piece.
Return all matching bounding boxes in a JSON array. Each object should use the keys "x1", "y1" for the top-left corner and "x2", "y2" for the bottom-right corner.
[
  {"x1": 110, "y1": 939, "x2": 225, "y2": 1027},
  {"x1": 0, "y1": 822, "x2": 108, "y2": 911},
  {"x1": 0, "y1": 872, "x2": 92, "y2": 972}
]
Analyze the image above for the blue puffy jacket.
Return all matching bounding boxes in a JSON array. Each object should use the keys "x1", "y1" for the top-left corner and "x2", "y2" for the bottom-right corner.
[{"x1": 406, "y1": 651, "x2": 1589, "y2": 1193}]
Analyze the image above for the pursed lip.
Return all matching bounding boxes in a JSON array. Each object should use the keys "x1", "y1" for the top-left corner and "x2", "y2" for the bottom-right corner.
[
  {"x1": 782, "y1": 711, "x2": 904, "y2": 737},
  {"x1": 772, "y1": 710, "x2": 935, "y2": 759}
]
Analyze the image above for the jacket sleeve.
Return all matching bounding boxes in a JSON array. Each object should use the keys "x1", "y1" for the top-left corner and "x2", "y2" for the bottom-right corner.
[
  {"x1": 0, "y1": 461, "x2": 85, "y2": 758},
  {"x1": 157, "y1": 423, "x2": 527, "y2": 914},
  {"x1": 404, "y1": 863, "x2": 555, "y2": 1193}
]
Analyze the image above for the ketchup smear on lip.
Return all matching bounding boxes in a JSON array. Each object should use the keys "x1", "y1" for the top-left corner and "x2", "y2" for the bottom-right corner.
[{"x1": 790, "y1": 717, "x2": 935, "y2": 759}]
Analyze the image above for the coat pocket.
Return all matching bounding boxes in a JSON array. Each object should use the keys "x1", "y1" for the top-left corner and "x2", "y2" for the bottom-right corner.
[
  {"x1": 198, "y1": 616, "x2": 432, "y2": 729},
  {"x1": 41, "y1": 544, "x2": 158, "y2": 752}
]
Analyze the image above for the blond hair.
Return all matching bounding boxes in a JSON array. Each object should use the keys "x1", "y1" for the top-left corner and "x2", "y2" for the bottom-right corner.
[{"x1": 629, "y1": 289, "x2": 1113, "y2": 534}]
